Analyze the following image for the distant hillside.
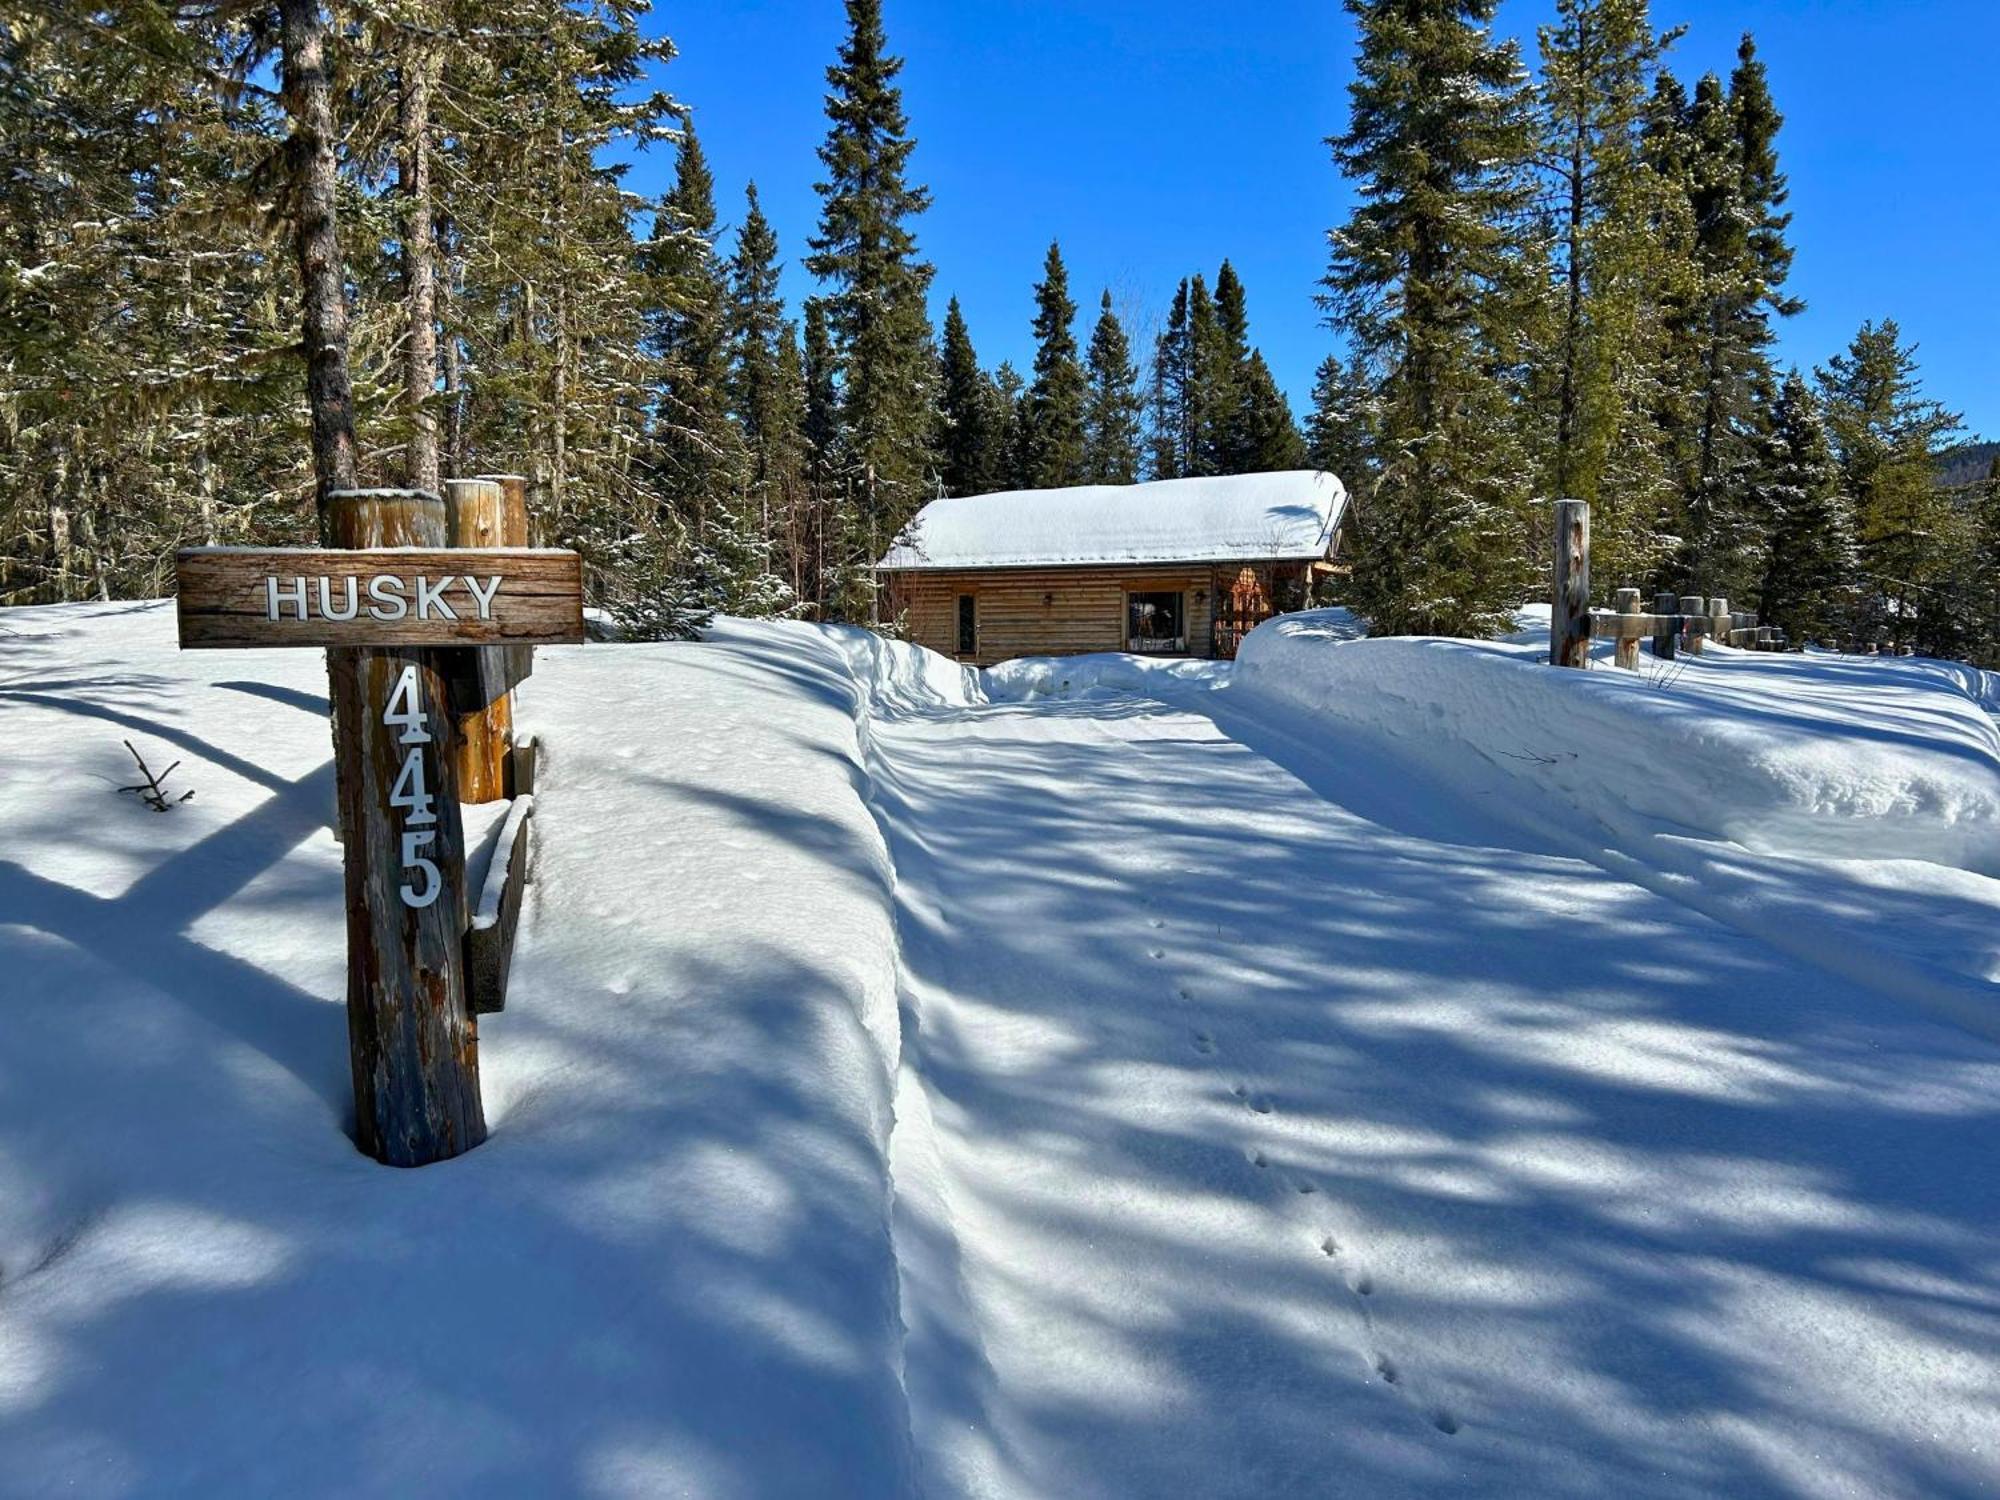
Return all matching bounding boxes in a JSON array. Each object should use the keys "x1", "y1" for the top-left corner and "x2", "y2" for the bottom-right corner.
[{"x1": 1937, "y1": 441, "x2": 1998, "y2": 488}]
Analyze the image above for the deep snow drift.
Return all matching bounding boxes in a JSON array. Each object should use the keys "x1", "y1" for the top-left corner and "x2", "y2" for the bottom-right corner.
[{"x1": 2, "y1": 601, "x2": 1996, "y2": 1498}]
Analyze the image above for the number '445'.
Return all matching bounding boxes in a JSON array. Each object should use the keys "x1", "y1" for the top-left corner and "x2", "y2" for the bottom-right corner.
[{"x1": 382, "y1": 665, "x2": 443, "y2": 909}]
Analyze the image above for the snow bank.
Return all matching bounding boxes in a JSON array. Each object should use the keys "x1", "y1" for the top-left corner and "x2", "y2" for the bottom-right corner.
[
  {"x1": 878, "y1": 469, "x2": 1345, "y2": 570},
  {"x1": 1234, "y1": 611, "x2": 2000, "y2": 1034},
  {"x1": 984, "y1": 650, "x2": 1228, "y2": 702},
  {"x1": 0, "y1": 601, "x2": 917, "y2": 1497},
  {"x1": 1238, "y1": 613, "x2": 2000, "y2": 872}
]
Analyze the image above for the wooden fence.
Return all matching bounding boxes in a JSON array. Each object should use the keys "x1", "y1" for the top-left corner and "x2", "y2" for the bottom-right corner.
[{"x1": 1549, "y1": 499, "x2": 1789, "y2": 672}]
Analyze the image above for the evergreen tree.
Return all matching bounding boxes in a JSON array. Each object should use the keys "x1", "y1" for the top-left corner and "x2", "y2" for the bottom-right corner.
[
  {"x1": 1531, "y1": 0, "x2": 1681, "y2": 586},
  {"x1": 1184, "y1": 274, "x2": 1234, "y2": 476},
  {"x1": 644, "y1": 119, "x2": 741, "y2": 557},
  {"x1": 1306, "y1": 354, "x2": 1375, "y2": 488},
  {"x1": 1753, "y1": 371, "x2": 1853, "y2": 643},
  {"x1": 1323, "y1": 0, "x2": 1536, "y2": 637},
  {"x1": 1022, "y1": 241, "x2": 1087, "y2": 487},
  {"x1": 807, "y1": 0, "x2": 936, "y2": 612},
  {"x1": 1083, "y1": 291, "x2": 1142, "y2": 484},
  {"x1": 1973, "y1": 455, "x2": 2000, "y2": 667},
  {"x1": 991, "y1": 361, "x2": 1030, "y2": 491},
  {"x1": 1147, "y1": 280, "x2": 1193, "y2": 479},
  {"x1": 1239, "y1": 352, "x2": 1309, "y2": 471},
  {"x1": 936, "y1": 296, "x2": 998, "y2": 496},
  {"x1": 725, "y1": 183, "x2": 806, "y2": 616},
  {"x1": 1817, "y1": 320, "x2": 1962, "y2": 652},
  {"x1": 799, "y1": 296, "x2": 848, "y2": 612}
]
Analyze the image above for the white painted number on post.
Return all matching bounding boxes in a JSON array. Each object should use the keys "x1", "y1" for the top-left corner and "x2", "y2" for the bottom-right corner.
[{"x1": 382, "y1": 665, "x2": 443, "y2": 909}]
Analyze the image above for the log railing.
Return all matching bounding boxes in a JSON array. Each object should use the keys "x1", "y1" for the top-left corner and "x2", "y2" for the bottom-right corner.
[{"x1": 1549, "y1": 500, "x2": 1789, "y2": 671}]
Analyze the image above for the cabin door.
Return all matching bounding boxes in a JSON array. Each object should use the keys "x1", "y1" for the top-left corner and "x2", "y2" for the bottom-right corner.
[{"x1": 1213, "y1": 566, "x2": 1271, "y2": 660}]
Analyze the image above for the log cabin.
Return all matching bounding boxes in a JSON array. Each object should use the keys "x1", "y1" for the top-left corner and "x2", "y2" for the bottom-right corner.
[{"x1": 875, "y1": 470, "x2": 1349, "y2": 666}]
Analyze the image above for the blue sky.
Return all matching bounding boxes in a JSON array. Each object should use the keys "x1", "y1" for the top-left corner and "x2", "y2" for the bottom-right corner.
[{"x1": 633, "y1": 1, "x2": 1996, "y2": 442}]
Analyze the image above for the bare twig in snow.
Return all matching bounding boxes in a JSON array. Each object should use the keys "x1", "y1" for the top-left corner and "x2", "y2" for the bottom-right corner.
[{"x1": 116, "y1": 741, "x2": 194, "y2": 812}]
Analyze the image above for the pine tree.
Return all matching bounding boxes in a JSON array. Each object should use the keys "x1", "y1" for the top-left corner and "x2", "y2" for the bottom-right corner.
[
  {"x1": 1306, "y1": 354, "x2": 1375, "y2": 488},
  {"x1": 936, "y1": 296, "x2": 998, "y2": 496},
  {"x1": 991, "y1": 361, "x2": 1029, "y2": 491},
  {"x1": 1973, "y1": 455, "x2": 2000, "y2": 667},
  {"x1": 1753, "y1": 371, "x2": 1853, "y2": 643},
  {"x1": 807, "y1": 0, "x2": 936, "y2": 612},
  {"x1": 1083, "y1": 291, "x2": 1142, "y2": 484},
  {"x1": 1023, "y1": 240, "x2": 1087, "y2": 488},
  {"x1": 1531, "y1": 0, "x2": 1681, "y2": 586},
  {"x1": 1184, "y1": 274, "x2": 1234, "y2": 476},
  {"x1": 1239, "y1": 352, "x2": 1309, "y2": 471},
  {"x1": 1147, "y1": 280, "x2": 1192, "y2": 479},
  {"x1": 725, "y1": 183, "x2": 806, "y2": 617},
  {"x1": 1324, "y1": 0, "x2": 1536, "y2": 637},
  {"x1": 1817, "y1": 320, "x2": 1962, "y2": 652},
  {"x1": 800, "y1": 296, "x2": 849, "y2": 612}
]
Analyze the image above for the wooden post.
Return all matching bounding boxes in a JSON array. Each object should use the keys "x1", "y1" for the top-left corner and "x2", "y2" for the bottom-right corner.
[
  {"x1": 444, "y1": 478, "x2": 511, "y2": 803},
  {"x1": 478, "y1": 474, "x2": 533, "y2": 549},
  {"x1": 1679, "y1": 595, "x2": 1706, "y2": 656},
  {"x1": 1550, "y1": 499, "x2": 1590, "y2": 669},
  {"x1": 1653, "y1": 591, "x2": 1677, "y2": 661},
  {"x1": 1708, "y1": 597, "x2": 1729, "y2": 648},
  {"x1": 1613, "y1": 587, "x2": 1641, "y2": 670},
  {"x1": 327, "y1": 488, "x2": 485, "y2": 1167}
]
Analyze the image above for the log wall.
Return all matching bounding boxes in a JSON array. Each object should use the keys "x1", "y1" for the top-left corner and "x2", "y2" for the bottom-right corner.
[{"x1": 884, "y1": 563, "x2": 1288, "y2": 667}]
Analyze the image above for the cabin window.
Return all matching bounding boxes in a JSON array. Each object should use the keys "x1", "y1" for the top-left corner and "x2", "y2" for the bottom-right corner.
[
  {"x1": 1126, "y1": 590, "x2": 1187, "y2": 654},
  {"x1": 957, "y1": 593, "x2": 977, "y2": 656}
]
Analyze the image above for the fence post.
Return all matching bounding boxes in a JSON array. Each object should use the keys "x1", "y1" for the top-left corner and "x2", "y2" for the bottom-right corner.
[
  {"x1": 1708, "y1": 597, "x2": 1729, "y2": 647},
  {"x1": 1679, "y1": 595, "x2": 1706, "y2": 656},
  {"x1": 444, "y1": 477, "x2": 512, "y2": 803},
  {"x1": 1653, "y1": 591, "x2": 1677, "y2": 661},
  {"x1": 1614, "y1": 587, "x2": 1641, "y2": 670},
  {"x1": 1550, "y1": 499, "x2": 1591, "y2": 669},
  {"x1": 326, "y1": 487, "x2": 486, "y2": 1167}
]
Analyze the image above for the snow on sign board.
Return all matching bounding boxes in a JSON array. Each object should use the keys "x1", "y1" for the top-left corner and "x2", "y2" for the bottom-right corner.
[{"x1": 174, "y1": 546, "x2": 586, "y2": 649}]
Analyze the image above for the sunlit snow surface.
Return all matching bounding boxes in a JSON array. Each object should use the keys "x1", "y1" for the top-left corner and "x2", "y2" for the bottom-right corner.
[{"x1": 1, "y1": 601, "x2": 1995, "y2": 1498}]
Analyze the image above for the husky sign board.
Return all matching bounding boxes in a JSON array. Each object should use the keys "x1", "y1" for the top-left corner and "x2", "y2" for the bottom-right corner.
[{"x1": 174, "y1": 546, "x2": 585, "y2": 649}]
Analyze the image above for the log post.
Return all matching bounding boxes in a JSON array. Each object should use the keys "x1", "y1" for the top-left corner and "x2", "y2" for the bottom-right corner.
[
  {"x1": 444, "y1": 477, "x2": 511, "y2": 803},
  {"x1": 1613, "y1": 587, "x2": 1641, "y2": 670},
  {"x1": 1653, "y1": 591, "x2": 1677, "y2": 661},
  {"x1": 477, "y1": 474, "x2": 533, "y2": 549},
  {"x1": 1708, "y1": 597, "x2": 1729, "y2": 648},
  {"x1": 1550, "y1": 499, "x2": 1590, "y2": 669},
  {"x1": 1679, "y1": 595, "x2": 1706, "y2": 656},
  {"x1": 327, "y1": 487, "x2": 485, "y2": 1167}
]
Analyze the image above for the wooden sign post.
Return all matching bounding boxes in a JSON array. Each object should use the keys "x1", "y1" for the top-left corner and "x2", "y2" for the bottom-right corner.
[{"x1": 175, "y1": 489, "x2": 584, "y2": 1167}]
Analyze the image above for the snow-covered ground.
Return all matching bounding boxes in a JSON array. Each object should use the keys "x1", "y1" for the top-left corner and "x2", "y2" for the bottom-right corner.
[{"x1": 2, "y1": 601, "x2": 1996, "y2": 1497}]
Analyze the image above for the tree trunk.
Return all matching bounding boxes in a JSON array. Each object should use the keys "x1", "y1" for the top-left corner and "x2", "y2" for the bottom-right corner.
[
  {"x1": 399, "y1": 35, "x2": 440, "y2": 494},
  {"x1": 279, "y1": 0, "x2": 360, "y2": 523}
]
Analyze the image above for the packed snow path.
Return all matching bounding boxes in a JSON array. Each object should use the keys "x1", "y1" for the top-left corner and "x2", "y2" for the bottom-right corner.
[{"x1": 869, "y1": 682, "x2": 2000, "y2": 1499}]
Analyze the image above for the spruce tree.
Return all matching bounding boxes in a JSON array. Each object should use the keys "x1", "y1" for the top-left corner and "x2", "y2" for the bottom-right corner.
[
  {"x1": 1240, "y1": 352, "x2": 1309, "y2": 472},
  {"x1": 807, "y1": 0, "x2": 936, "y2": 610},
  {"x1": 1083, "y1": 291, "x2": 1143, "y2": 484},
  {"x1": 1532, "y1": 0, "x2": 1681, "y2": 586},
  {"x1": 1306, "y1": 354, "x2": 1375, "y2": 489},
  {"x1": 1753, "y1": 372, "x2": 1854, "y2": 643},
  {"x1": 1147, "y1": 280, "x2": 1192, "y2": 479},
  {"x1": 991, "y1": 361, "x2": 1030, "y2": 491},
  {"x1": 1023, "y1": 241, "x2": 1087, "y2": 488},
  {"x1": 936, "y1": 296, "x2": 998, "y2": 496},
  {"x1": 725, "y1": 183, "x2": 806, "y2": 616},
  {"x1": 1324, "y1": 0, "x2": 1536, "y2": 637},
  {"x1": 800, "y1": 296, "x2": 848, "y2": 612},
  {"x1": 1974, "y1": 455, "x2": 2000, "y2": 667},
  {"x1": 1817, "y1": 320, "x2": 1962, "y2": 652}
]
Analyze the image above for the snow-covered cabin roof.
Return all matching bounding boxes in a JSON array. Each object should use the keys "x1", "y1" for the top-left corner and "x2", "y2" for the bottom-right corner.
[{"x1": 876, "y1": 470, "x2": 1348, "y2": 572}]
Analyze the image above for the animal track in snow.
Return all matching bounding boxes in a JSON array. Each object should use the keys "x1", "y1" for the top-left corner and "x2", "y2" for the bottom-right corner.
[
  {"x1": 1148, "y1": 948, "x2": 1166, "y2": 960},
  {"x1": 1374, "y1": 1353, "x2": 1399, "y2": 1385},
  {"x1": 1431, "y1": 1409, "x2": 1460, "y2": 1436},
  {"x1": 1191, "y1": 1032, "x2": 1216, "y2": 1054}
]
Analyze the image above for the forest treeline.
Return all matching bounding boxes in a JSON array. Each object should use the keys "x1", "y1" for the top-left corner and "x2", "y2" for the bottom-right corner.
[{"x1": 3, "y1": 0, "x2": 1995, "y2": 662}]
